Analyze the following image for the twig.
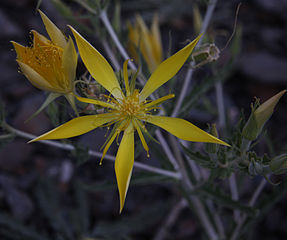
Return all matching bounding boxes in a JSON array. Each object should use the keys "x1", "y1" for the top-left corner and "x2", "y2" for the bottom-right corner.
[
  {"x1": 169, "y1": 135, "x2": 219, "y2": 240},
  {"x1": 171, "y1": 0, "x2": 218, "y2": 117},
  {"x1": 215, "y1": 82, "x2": 226, "y2": 129},
  {"x1": 180, "y1": 139, "x2": 202, "y2": 181},
  {"x1": 230, "y1": 178, "x2": 267, "y2": 240},
  {"x1": 3, "y1": 123, "x2": 181, "y2": 180},
  {"x1": 155, "y1": 130, "x2": 180, "y2": 171},
  {"x1": 153, "y1": 199, "x2": 187, "y2": 240},
  {"x1": 206, "y1": 200, "x2": 226, "y2": 239},
  {"x1": 99, "y1": 10, "x2": 154, "y2": 99},
  {"x1": 102, "y1": 40, "x2": 120, "y2": 71},
  {"x1": 100, "y1": 10, "x2": 137, "y2": 71},
  {"x1": 229, "y1": 173, "x2": 240, "y2": 223}
]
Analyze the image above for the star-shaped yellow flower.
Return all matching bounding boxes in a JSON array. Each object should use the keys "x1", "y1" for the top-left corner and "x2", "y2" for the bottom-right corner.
[
  {"x1": 11, "y1": 10, "x2": 78, "y2": 118},
  {"x1": 30, "y1": 26, "x2": 229, "y2": 212}
]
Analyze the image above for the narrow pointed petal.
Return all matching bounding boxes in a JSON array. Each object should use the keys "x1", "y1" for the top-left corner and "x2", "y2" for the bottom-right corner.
[
  {"x1": 29, "y1": 113, "x2": 115, "y2": 143},
  {"x1": 144, "y1": 93, "x2": 175, "y2": 109},
  {"x1": 151, "y1": 14, "x2": 163, "y2": 65},
  {"x1": 133, "y1": 119, "x2": 149, "y2": 156},
  {"x1": 69, "y1": 26, "x2": 123, "y2": 100},
  {"x1": 31, "y1": 30, "x2": 50, "y2": 46},
  {"x1": 62, "y1": 37, "x2": 77, "y2": 88},
  {"x1": 139, "y1": 35, "x2": 202, "y2": 102},
  {"x1": 39, "y1": 10, "x2": 66, "y2": 48},
  {"x1": 127, "y1": 22, "x2": 139, "y2": 63},
  {"x1": 25, "y1": 92, "x2": 61, "y2": 123},
  {"x1": 11, "y1": 41, "x2": 27, "y2": 60},
  {"x1": 16, "y1": 60, "x2": 56, "y2": 92},
  {"x1": 115, "y1": 124, "x2": 134, "y2": 213},
  {"x1": 136, "y1": 14, "x2": 155, "y2": 71},
  {"x1": 74, "y1": 95, "x2": 118, "y2": 110},
  {"x1": 100, "y1": 130, "x2": 118, "y2": 165},
  {"x1": 145, "y1": 116, "x2": 230, "y2": 146}
]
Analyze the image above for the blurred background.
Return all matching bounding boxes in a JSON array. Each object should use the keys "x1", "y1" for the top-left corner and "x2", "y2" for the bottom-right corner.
[{"x1": 0, "y1": 0, "x2": 287, "y2": 239}]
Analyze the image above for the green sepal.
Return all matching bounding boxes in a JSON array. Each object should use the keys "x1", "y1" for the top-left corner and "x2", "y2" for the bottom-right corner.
[{"x1": 25, "y1": 92, "x2": 61, "y2": 123}]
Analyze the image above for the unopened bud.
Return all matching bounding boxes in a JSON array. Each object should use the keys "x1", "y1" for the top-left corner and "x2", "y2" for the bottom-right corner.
[
  {"x1": 242, "y1": 90, "x2": 286, "y2": 141},
  {"x1": 205, "y1": 124, "x2": 219, "y2": 154},
  {"x1": 270, "y1": 154, "x2": 287, "y2": 174},
  {"x1": 248, "y1": 160, "x2": 263, "y2": 176}
]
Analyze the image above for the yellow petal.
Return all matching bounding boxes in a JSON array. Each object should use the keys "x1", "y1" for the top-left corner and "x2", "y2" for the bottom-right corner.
[
  {"x1": 74, "y1": 95, "x2": 118, "y2": 110},
  {"x1": 139, "y1": 35, "x2": 202, "y2": 102},
  {"x1": 145, "y1": 116, "x2": 230, "y2": 146},
  {"x1": 39, "y1": 10, "x2": 67, "y2": 48},
  {"x1": 31, "y1": 30, "x2": 50, "y2": 46},
  {"x1": 150, "y1": 14, "x2": 163, "y2": 67},
  {"x1": 115, "y1": 124, "x2": 134, "y2": 213},
  {"x1": 69, "y1": 26, "x2": 123, "y2": 100},
  {"x1": 62, "y1": 37, "x2": 78, "y2": 89},
  {"x1": 127, "y1": 22, "x2": 139, "y2": 63},
  {"x1": 100, "y1": 129, "x2": 118, "y2": 165},
  {"x1": 136, "y1": 14, "x2": 155, "y2": 72},
  {"x1": 144, "y1": 93, "x2": 175, "y2": 109},
  {"x1": 133, "y1": 119, "x2": 149, "y2": 156},
  {"x1": 11, "y1": 41, "x2": 27, "y2": 60},
  {"x1": 16, "y1": 60, "x2": 56, "y2": 92},
  {"x1": 29, "y1": 113, "x2": 115, "y2": 143}
]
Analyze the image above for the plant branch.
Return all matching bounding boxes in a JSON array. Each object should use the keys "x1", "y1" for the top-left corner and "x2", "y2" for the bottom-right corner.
[
  {"x1": 229, "y1": 173, "x2": 240, "y2": 223},
  {"x1": 171, "y1": 0, "x2": 218, "y2": 117},
  {"x1": 102, "y1": 40, "x2": 120, "y2": 71},
  {"x1": 169, "y1": 135, "x2": 219, "y2": 240},
  {"x1": 153, "y1": 199, "x2": 187, "y2": 240},
  {"x1": 230, "y1": 178, "x2": 267, "y2": 240},
  {"x1": 215, "y1": 82, "x2": 226, "y2": 129},
  {"x1": 3, "y1": 123, "x2": 180, "y2": 180}
]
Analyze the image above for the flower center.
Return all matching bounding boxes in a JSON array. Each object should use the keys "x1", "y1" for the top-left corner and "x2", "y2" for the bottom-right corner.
[{"x1": 120, "y1": 90, "x2": 142, "y2": 117}]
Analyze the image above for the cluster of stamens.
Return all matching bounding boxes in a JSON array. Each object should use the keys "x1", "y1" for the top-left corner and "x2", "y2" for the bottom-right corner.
[{"x1": 19, "y1": 39, "x2": 70, "y2": 91}]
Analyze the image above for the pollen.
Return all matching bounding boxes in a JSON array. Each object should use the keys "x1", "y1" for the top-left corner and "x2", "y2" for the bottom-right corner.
[
  {"x1": 119, "y1": 90, "x2": 143, "y2": 117},
  {"x1": 16, "y1": 37, "x2": 70, "y2": 92}
]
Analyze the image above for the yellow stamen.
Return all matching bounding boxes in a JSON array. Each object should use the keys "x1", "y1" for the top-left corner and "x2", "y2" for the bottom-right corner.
[
  {"x1": 144, "y1": 93, "x2": 175, "y2": 109},
  {"x1": 133, "y1": 119, "x2": 149, "y2": 157}
]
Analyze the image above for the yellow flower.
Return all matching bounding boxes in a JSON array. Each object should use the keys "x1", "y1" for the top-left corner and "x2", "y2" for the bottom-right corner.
[
  {"x1": 30, "y1": 26, "x2": 229, "y2": 212},
  {"x1": 128, "y1": 14, "x2": 162, "y2": 73},
  {"x1": 11, "y1": 10, "x2": 78, "y2": 117}
]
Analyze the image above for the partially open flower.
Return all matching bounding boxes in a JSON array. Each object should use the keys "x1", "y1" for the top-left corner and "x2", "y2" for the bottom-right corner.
[
  {"x1": 128, "y1": 14, "x2": 163, "y2": 73},
  {"x1": 242, "y1": 90, "x2": 286, "y2": 141},
  {"x1": 11, "y1": 10, "x2": 78, "y2": 117}
]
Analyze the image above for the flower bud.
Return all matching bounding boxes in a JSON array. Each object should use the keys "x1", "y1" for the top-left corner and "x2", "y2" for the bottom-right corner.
[
  {"x1": 270, "y1": 154, "x2": 287, "y2": 174},
  {"x1": 205, "y1": 124, "x2": 219, "y2": 154},
  {"x1": 242, "y1": 90, "x2": 286, "y2": 141},
  {"x1": 248, "y1": 160, "x2": 263, "y2": 176}
]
